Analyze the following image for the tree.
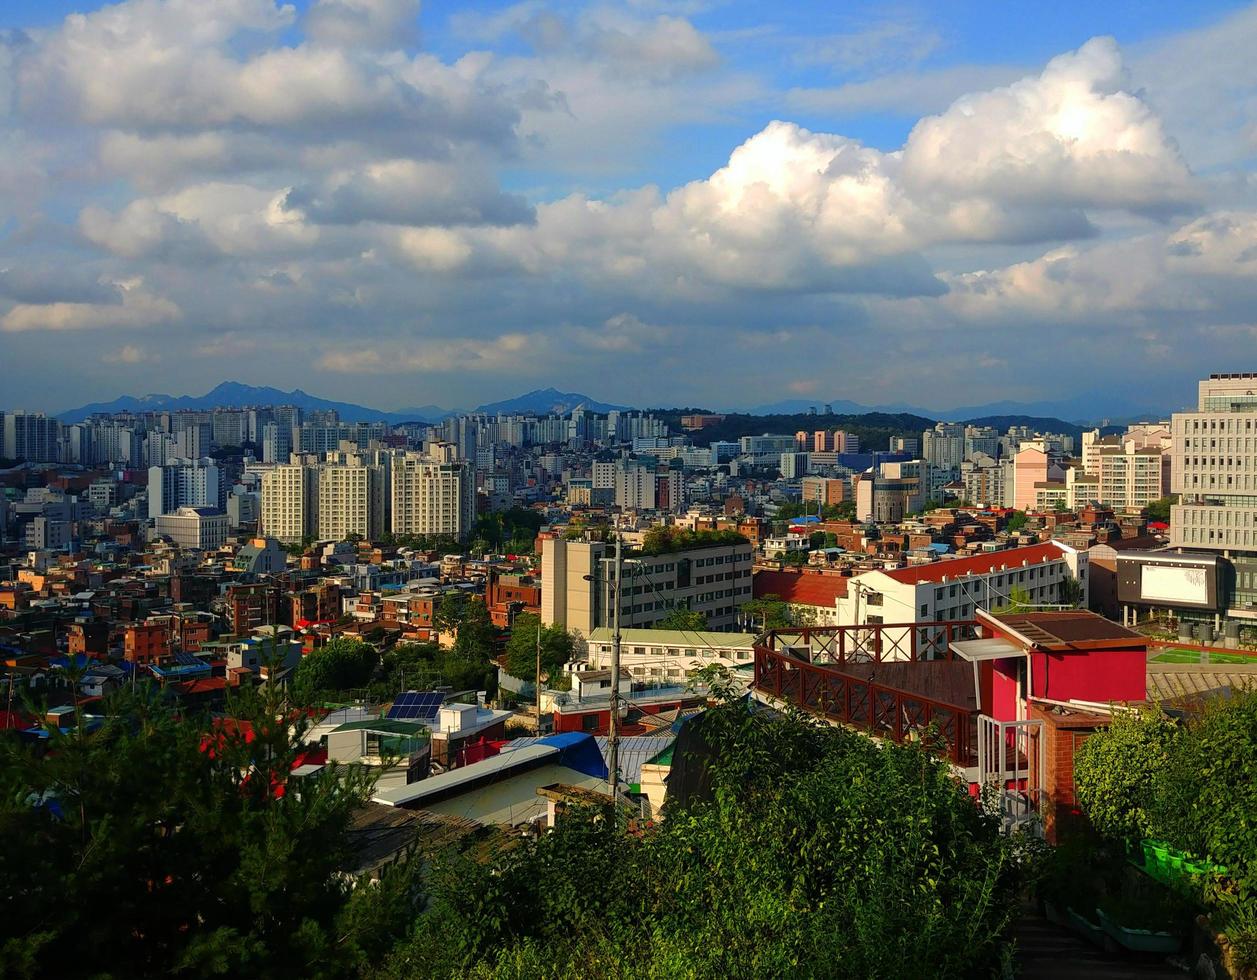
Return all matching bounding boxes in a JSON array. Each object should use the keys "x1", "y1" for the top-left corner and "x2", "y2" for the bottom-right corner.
[
  {"x1": 657, "y1": 607, "x2": 708, "y2": 632},
  {"x1": 1145, "y1": 495, "x2": 1179, "y2": 523},
  {"x1": 1004, "y1": 510, "x2": 1029, "y2": 532},
  {"x1": 377, "y1": 697, "x2": 1033, "y2": 979},
  {"x1": 504, "y1": 614, "x2": 575, "y2": 683},
  {"x1": 452, "y1": 598, "x2": 498, "y2": 663},
  {"x1": 1074, "y1": 705, "x2": 1179, "y2": 842},
  {"x1": 1059, "y1": 576, "x2": 1084, "y2": 608},
  {"x1": 292, "y1": 637, "x2": 379, "y2": 703},
  {"x1": 0, "y1": 675, "x2": 387, "y2": 978},
  {"x1": 779, "y1": 550, "x2": 808, "y2": 567},
  {"x1": 742, "y1": 595, "x2": 792, "y2": 631},
  {"x1": 993, "y1": 586, "x2": 1032, "y2": 614}
]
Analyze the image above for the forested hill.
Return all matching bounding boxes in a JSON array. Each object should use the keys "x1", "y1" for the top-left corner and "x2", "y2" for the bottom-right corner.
[{"x1": 648, "y1": 410, "x2": 1088, "y2": 448}]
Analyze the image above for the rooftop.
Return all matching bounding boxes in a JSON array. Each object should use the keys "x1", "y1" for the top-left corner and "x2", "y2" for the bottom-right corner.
[
  {"x1": 981, "y1": 609, "x2": 1145, "y2": 651},
  {"x1": 877, "y1": 542, "x2": 1067, "y2": 585},
  {"x1": 586, "y1": 627, "x2": 755, "y2": 649},
  {"x1": 753, "y1": 568, "x2": 848, "y2": 604}
]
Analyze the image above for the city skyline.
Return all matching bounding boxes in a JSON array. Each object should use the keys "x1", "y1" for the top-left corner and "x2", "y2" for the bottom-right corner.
[{"x1": 3, "y1": 1, "x2": 1257, "y2": 412}]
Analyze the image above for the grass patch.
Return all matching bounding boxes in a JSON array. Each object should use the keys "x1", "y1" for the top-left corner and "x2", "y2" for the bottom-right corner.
[{"x1": 1150, "y1": 648, "x2": 1256, "y2": 665}]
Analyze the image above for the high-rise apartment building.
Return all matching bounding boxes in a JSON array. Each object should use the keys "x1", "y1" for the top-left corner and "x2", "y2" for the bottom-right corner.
[
  {"x1": 260, "y1": 464, "x2": 318, "y2": 543},
  {"x1": 317, "y1": 461, "x2": 385, "y2": 541},
  {"x1": 391, "y1": 455, "x2": 475, "y2": 540},
  {"x1": 148, "y1": 459, "x2": 222, "y2": 518},
  {"x1": 1171, "y1": 374, "x2": 1257, "y2": 612},
  {"x1": 3, "y1": 412, "x2": 60, "y2": 462}
]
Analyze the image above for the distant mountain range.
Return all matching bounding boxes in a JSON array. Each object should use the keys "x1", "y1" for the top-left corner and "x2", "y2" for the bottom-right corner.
[
  {"x1": 472, "y1": 388, "x2": 628, "y2": 415},
  {"x1": 56, "y1": 380, "x2": 1179, "y2": 429},
  {"x1": 742, "y1": 392, "x2": 1184, "y2": 427},
  {"x1": 57, "y1": 382, "x2": 625, "y2": 425}
]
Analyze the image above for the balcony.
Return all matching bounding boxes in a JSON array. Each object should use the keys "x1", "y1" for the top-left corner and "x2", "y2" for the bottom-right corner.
[{"x1": 753, "y1": 622, "x2": 982, "y2": 769}]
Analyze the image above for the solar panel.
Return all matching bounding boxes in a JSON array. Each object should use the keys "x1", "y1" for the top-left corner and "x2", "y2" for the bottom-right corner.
[{"x1": 386, "y1": 691, "x2": 444, "y2": 721}]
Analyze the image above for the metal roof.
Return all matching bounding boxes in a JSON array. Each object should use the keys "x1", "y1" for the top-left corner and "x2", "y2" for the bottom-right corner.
[
  {"x1": 373, "y1": 743, "x2": 558, "y2": 807},
  {"x1": 585, "y1": 628, "x2": 755, "y2": 649}
]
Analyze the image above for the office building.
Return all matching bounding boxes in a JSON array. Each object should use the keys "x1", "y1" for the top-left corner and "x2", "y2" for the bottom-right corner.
[
  {"x1": 540, "y1": 534, "x2": 754, "y2": 635},
  {"x1": 853, "y1": 460, "x2": 925, "y2": 522},
  {"x1": 154, "y1": 506, "x2": 230, "y2": 551},
  {"x1": 1170, "y1": 374, "x2": 1257, "y2": 615},
  {"x1": 779, "y1": 452, "x2": 810, "y2": 480}
]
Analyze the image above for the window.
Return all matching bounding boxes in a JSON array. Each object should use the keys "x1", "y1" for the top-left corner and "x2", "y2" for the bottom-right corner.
[{"x1": 582, "y1": 714, "x2": 598, "y2": 732}]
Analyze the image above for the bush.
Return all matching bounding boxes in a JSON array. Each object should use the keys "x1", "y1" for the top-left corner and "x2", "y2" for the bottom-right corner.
[
  {"x1": 379, "y1": 699, "x2": 1034, "y2": 979},
  {"x1": 1166, "y1": 692, "x2": 1257, "y2": 899},
  {"x1": 1073, "y1": 705, "x2": 1179, "y2": 842}
]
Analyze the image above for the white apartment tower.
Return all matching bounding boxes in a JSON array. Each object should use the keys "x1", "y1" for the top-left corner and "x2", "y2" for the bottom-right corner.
[
  {"x1": 391, "y1": 455, "x2": 474, "y2": 540},
  {"x1": 260, "y1": 464, "x2": 317, "y2": 544},
  {"x1": 317, "y1": 462, "x2": 385, "y2": 541}
]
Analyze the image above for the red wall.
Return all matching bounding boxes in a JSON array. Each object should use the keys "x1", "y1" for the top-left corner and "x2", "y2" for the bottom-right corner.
[
  {"x1": 991, "y1": 659, "x2": 1020, "y2": 723},
  {"x1": 1030, "y1": 648, "x2": 1145, "y2": 704}
]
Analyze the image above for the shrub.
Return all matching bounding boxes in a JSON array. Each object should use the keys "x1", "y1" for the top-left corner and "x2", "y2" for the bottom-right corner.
[{"x1": 1073, "y1": 705, "x2": 1179, "y2": 842}]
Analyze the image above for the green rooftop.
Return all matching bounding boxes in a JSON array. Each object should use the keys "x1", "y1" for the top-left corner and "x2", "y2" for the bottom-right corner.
[{"x1": 332, "y1": 718, "x2": 429, "y2": 737}]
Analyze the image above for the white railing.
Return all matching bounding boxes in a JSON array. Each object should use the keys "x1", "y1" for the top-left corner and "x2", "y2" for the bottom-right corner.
[{"x1": 977, "y1": 714, "x2": 1044, "y2": 834}]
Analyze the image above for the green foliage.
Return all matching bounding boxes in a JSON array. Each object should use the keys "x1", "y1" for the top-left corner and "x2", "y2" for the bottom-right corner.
[
  {"x1": 1144, "y1": 495, "x2": 1179, "y2": 523},
  {"x1": 472, "y1": 508, "x2": 545, "y2": 555},
  {"x1": 993, "y1": 586, "x2": 1032, "y2": 614},
  {"x1": 742, "y1": 595, "x2": 793, "y2": 630},
  {"x1": 293, "y1": 637, "x2": 379, "y2": 704},
  {"x1": 639, "y1": 526, "x2": 747, "y2": 556},
  {"x1": 779, "y1": 550, "x2": 808, "y2": 566},
  {"x1": 1004, "y1": 510, "x2": 1029, "y2": 532},
  {"x1": 656, "y1": 606, "x2": 708, "y2": 632},
  {"x1": 1074, "y1": 705, "x2": 1179, "y2": 842},
  {"x1": 374, "y1": 642, "x2": 493, "y2": 696},
  {"x1": 1058, "y1": 576, "x2": 1085, "y2": 608},
  {"x1": 452, "y1": 598, "x2": 498, "y2": 663},
  {"x1": 0, "y1": 680, "x2": 379, "y2": 979},
  {"x1": 1157, "y1": 691, "x2": 1257, "y2": 900},
  {"x1": 378, "y1": 700, "x2": 1031, "y2": 979},
  {"x1": 503, "y1": 613, "x2": 575, "y2": 683}
]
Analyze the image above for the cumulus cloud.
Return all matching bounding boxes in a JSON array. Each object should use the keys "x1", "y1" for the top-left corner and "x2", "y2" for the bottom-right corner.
[
  {"x1": 0, "y1": 0, "x2": 1247, "y2": 412},
  {"x1": 303, "y1": 0, "x2": 420, "y2": 50},
  {"x1": 902, "y1": 38, "x2": 1197, "y2": 216},
  {"x1": 1, "y1": 279, "x2": 181, "y2": 332},
  {"x1": 285, "y1": 158, "x2": 534, "y2": 227}
]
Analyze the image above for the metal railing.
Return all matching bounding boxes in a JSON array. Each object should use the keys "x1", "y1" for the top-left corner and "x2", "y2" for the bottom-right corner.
[
  {"x1": 756, "y1": 621, "x2": 979, "y2": 666},
  {"x1": 753, "y1": 640, "x2": 979, "y2": 768},
  {"x1": 977, "y1": 715, "x2": 1044, "y2": 831}
]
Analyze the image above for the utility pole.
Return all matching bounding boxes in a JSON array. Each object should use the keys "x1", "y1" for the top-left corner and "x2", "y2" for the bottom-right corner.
[
  {"x1": 607, "y1": 529, "x2": 622, "y2": 799},
  {"x1": 535, "y1": 613, "x2": 542, "y2": 733}
]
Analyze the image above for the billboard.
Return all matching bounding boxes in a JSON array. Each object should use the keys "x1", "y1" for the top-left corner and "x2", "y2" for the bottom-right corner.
[
  {"x1": 1116, "y1": 553, "x2": 1220, "y2": 610},
  {"x1": 1141, "y1": 564, "x2": 1209, "y2": 605}
]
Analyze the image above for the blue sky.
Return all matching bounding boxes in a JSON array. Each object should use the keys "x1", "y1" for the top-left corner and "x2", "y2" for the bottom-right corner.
[{"x1": 2, "y1": 0, "x2": 1257, "y2": 415}]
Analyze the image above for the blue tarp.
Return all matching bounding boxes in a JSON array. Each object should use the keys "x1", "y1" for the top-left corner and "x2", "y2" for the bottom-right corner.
[{"x1": 538, "y1": 732, "x2": 609, "y2": 779}]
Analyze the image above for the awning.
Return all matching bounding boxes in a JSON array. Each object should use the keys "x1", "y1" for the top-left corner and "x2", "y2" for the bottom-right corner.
[{"x1": 950, "y1": 637, "x2": 1023, "y2": 662}]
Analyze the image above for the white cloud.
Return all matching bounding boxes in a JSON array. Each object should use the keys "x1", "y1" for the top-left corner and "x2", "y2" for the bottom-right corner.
[
  {"x1": 103, "y1": 344, "x2": 159, "y2": 364},
  {"x1": 901, "y1": 38, "x2": 1196, "y2": 215},
  {"x1": 1, "y1": 279, "x2": 181, "y2": 332},
  {"x1": 303, "y1": 0, "x2": 420, "y2": 50}
]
